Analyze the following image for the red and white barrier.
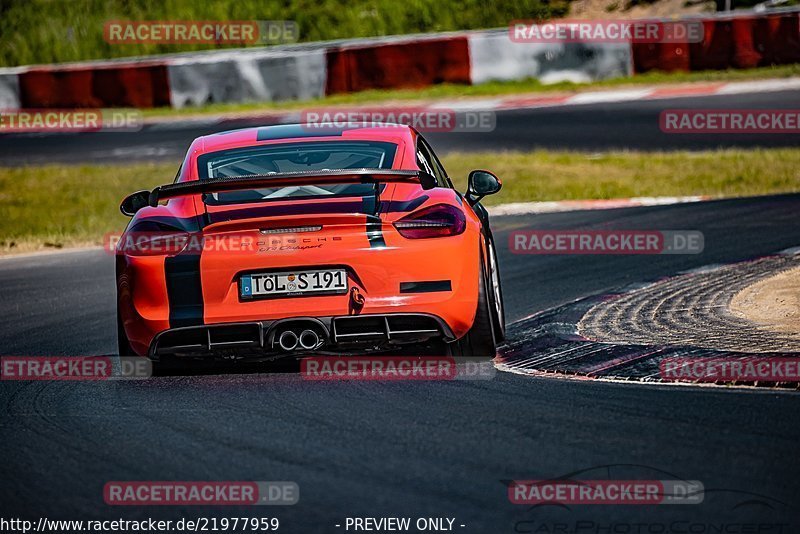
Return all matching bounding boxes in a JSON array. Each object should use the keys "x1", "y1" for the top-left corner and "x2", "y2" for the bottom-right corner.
[
  {"x1": 0, "y1": 8, "x2": 796, "y2": 110},
  {"x1": 166, "y1": 49, "x2": 327, "y2": 108},
  {"x1": 17, "y1": 61, "x2": 171, "y2": 109},
  {"x1": 469, "y1": 30, "x2": 632, "y2": 84},
  {"x1": 0, "y1": 69, "x2": 21, "y2": 108},
  {"x1": 632, "y1": 10, "x2": 800, "y2": 72},
  {"x1": 325, "y1": 36, "x2": 471, "y2": 94}
]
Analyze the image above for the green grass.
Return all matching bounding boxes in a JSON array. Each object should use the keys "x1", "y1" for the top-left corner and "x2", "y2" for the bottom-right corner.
[
  {"x1": 443, "y1": 149, "x2": 800, "y2": 203},
  {"x1": 0, "y1": 163, "x2": 170, "y2": 253},
  {"x1": 0, "y1": 0, "x2": 567, "y2": 67},
  {"x1": 143, "y1": 64, "x2": 800, "y2": 119},
  {"x1": 1, "y1": 148, "x2": 798, "y2": 254}
]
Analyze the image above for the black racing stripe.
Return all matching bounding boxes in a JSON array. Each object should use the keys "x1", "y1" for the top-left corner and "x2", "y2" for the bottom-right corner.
[
  {"x1": 400, "y1": 281, "x2": 452, "y2": 293},
  {"x1": 366, "y1": 219, "x2": 386, "y2": 248},
  {"x1": 361, "y1": 189, "x2": 378, "y2": 216},
  {"x1": 363, "y1": 192, "x2": 386, "y2": 248},
  {"x1": 387, "y1": 195, "x2": 429, "y2": 213},
  {"x1": 256, "y1": 125, "x2": 345, "y2": 141},
  {"x1": 165, "y1": 254, "x2": 204, "y2": 328}
]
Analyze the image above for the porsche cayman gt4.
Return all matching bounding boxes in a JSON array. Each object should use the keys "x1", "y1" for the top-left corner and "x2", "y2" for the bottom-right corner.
[{"x1": 116, "y1": 124, "x2": 505, "y2": 362}]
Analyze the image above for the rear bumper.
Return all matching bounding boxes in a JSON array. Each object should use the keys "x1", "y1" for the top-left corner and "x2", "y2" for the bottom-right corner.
[
  {"x1": 149, "y1": 313, "x2": 454, "y2": 359},
  {"x1": 118, "y1": 217, "x2": 484, "y2": 357}
]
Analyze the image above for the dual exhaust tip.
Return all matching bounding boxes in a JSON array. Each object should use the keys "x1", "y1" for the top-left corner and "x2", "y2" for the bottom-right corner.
[{"x1": 277, "y1": 329, "x2": 321, "y2": 351}]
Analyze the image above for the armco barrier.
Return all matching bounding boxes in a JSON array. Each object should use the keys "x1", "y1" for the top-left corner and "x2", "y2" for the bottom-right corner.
[
  {"x1": 752, "y1": 12, "x2": 800, "y2": 65},
  {"x1": 469, "y1": 31, "x2": 632, "y2": 85},
  {"x1": 692, "y1": 18, "x2": 759, "y2": 70},
  {"x1": 632, "y1": 41, "x2": 691, "y2": 73},
  {"x1": 18, "y1": 62, "x2": 171, "y2": 108},
  {"x1": 167, "y1": 49, "x2": 326, "y2": 108},
  {"x1": 633, "y1": 10, "x2": 800, "y2": 72},
  {"x1": 325, "y1": 36, "x2": 470, "y2": 94},
  {"x1": 730, "y1": 17, "x2": 760, "y2": 68}
]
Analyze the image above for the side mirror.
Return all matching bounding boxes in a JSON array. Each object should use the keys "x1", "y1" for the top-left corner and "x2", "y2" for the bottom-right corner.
[
  {"x1": 466, "y1": 170, "x2": 501, "y2": 205},
  {"x1": 120, "y1": 190, "x2": 151, "y2": 217}
]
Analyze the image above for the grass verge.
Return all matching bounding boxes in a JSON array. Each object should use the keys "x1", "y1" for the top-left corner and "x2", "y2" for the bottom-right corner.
[{"x1": 1, "y1": 148, "x2": 798, "y2": 254}]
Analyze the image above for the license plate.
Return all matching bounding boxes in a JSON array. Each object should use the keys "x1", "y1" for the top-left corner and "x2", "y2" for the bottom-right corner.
[{"x1": 240, "y1": 269, "x2": 348, "y2": 298}]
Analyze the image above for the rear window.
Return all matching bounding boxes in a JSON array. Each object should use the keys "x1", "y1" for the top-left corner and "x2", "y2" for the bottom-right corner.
[{"x1": 196, "y1": 141, "x2": 397, "y2": 205}]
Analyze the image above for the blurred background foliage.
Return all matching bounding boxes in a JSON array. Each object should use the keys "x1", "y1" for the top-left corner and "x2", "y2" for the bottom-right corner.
[{"x1": 0, "y1": 0, "x2": 570, "y2": 66}]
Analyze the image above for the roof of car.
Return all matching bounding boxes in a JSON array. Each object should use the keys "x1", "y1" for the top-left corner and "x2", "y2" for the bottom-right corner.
[{"x1": 196, "y1": 123, "x2": 416, "y2": 154}]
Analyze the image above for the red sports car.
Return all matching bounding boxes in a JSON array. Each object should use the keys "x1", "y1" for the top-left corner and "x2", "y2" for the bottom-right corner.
[{"x1": 116, "y1": 124, "x2": 504, "y2": 363}]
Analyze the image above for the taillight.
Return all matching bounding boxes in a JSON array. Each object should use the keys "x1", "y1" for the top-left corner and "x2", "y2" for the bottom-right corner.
[
  {"x1": 393, "y1": 204, "x2": 466, "y2": 239},
  {"x1": 117, "y1": 221, "x2": 191, "y2": 256}
]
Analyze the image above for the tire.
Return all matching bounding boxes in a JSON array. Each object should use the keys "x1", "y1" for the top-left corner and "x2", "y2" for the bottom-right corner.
[
  {"x1": 117, "y1": 308, "x2": 135, "y2": 357},
  {"x1": 486, "y1": 236, "x2": 506, "y2": 343},
  {"x1": 447, "y1": 257, "x2": 497, "y2": 359},
  {"x1": 119, "y1": 308, "x2": 170, "y2": 374}
]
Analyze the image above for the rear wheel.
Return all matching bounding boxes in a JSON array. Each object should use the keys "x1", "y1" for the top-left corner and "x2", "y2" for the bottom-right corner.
[
  {"x1": 486, "y1": 236, "x2": 506, "y2": 343},
  {"x1": 117, "y1": 309, "x2": 134, "y2": 357},
  {"x1": 447, "y1": 257, "x2": 497, "y2": 359},
  {"x1": 119, "y1": 308, "x2": 173, "y2": 374}
]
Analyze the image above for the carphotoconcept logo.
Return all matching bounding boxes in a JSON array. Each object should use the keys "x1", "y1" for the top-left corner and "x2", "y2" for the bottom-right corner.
[
  {"x1": 660, "y1": 109, "x2": 800, "y2": 133},
  {"x1": 104, "y1": 20, "x2": 297, "y2": 45},
  {"x1": 510, "y1": 19, "x2": 704, "y2": 43},
  {"x1": 510, "y1": 230, "x2": 703, "y2": 255},
  {"x1": 508, "y1": 464, "x2": 790, "y2": 533}
]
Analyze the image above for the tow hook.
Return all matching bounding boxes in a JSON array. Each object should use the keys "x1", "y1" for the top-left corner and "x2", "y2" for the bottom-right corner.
[{"x1": 349, "y1": 287, "x2": 365, "y2": 313}]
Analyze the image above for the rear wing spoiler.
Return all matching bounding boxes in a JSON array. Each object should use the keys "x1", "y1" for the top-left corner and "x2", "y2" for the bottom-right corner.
[{"x1": 147, "y1": 168, "x2": 436, "y2": 207}]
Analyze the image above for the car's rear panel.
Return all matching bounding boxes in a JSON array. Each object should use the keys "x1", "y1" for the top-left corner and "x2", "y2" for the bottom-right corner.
[
  {"x1": 120, "y1": 188, "x2": 482, "y2": 357},
  {"x1": 200, "y1": 206, "x2": 479, "y2": 321},
  {"x1": 118, "y1": 127, "x2": 484, "y2": 357}
]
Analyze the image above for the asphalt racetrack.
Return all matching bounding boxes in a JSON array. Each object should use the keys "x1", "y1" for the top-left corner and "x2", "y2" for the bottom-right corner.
[
  {"x1": 0, "y1": 91, "x2": 798, "y2": 166},
  {"x1": 2, "y1": 193, "x2": 799, "y2": 530}
]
